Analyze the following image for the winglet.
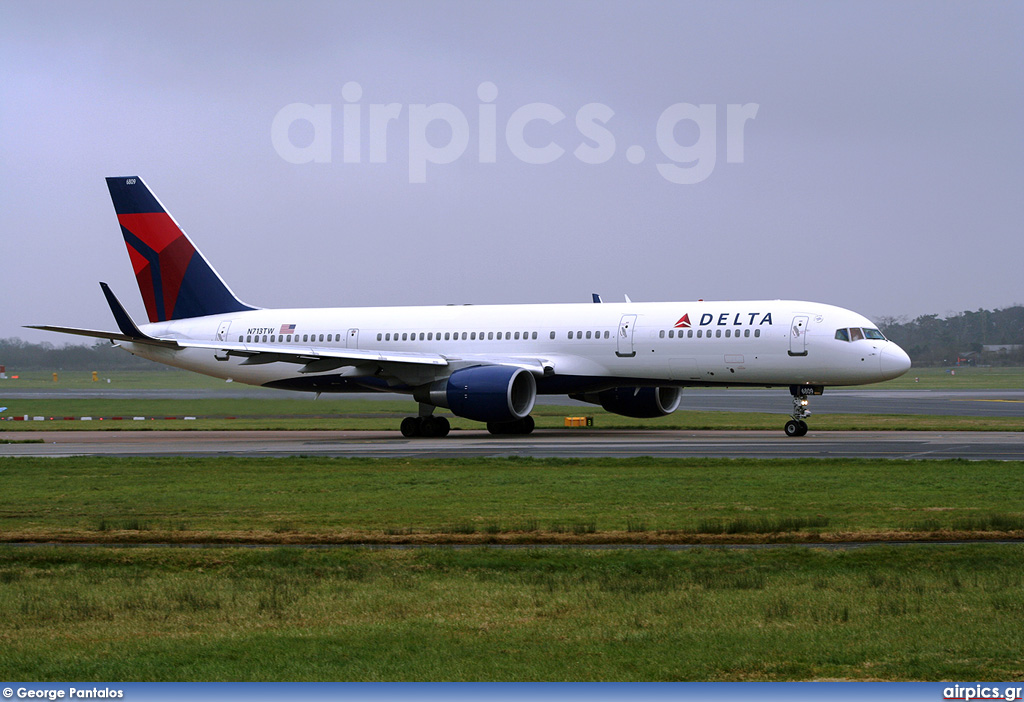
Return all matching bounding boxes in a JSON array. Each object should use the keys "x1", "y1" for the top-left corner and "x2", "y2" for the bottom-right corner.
[
  {"x1": 100, "y1": 282, "x2": 154, "y2": 341},
  {"x1": 592, "y1": 293, "x2": 603, "y2": 303}
]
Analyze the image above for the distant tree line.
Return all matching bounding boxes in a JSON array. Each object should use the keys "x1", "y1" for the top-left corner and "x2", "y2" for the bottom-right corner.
[
  {"x1": 2, "y1": 305, "x2": 1022, "y2": 372},
  {"x1": 877, "y1": 306, "x2": 1024, "y2": 367},
  {"x1": 0, "y1": 338, "x2": 154, "y2": 371}
]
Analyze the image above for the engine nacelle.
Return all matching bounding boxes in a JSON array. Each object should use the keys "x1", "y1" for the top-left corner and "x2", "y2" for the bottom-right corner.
[
  {"x1": 573, "y1": 386, "x2": 682, "y2": 418},
  {"x1": 416, "y1": 365, "x2": 537, "y2": 423}
]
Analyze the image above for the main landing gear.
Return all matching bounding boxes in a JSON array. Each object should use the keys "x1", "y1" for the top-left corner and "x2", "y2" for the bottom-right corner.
[
  {"x1": 785, "y1": 385, "x2": 821, "y2": 437},
  {"x1": 400, "y1": 404, "x2": 450, "y2": 438}
]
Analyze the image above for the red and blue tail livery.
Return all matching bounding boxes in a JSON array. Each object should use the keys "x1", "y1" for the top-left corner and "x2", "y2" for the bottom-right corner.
[{"x1": 105, "y1": 177, "x2": 254, "y2": 322}]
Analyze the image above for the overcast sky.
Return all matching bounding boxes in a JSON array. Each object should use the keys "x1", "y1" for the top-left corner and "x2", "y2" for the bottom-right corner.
[{"x1": 2, "y1": 0, "x2": 1021, "y2": 344}]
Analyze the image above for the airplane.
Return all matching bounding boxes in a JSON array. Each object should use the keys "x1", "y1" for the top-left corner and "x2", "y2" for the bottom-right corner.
[{"x1": 29, "y1": 176, "x2": 912, "y2": 438}]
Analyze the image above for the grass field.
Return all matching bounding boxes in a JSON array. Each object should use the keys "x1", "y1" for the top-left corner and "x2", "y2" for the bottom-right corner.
[
  {"x1": 1, "y1": 545, "x2": 1022, "y2": 681},
  {"x1": 2, "y1": 456, "x2": 1022, "y2": 544},
  {"x1": 2, "y1": 367, "x2": 1022, "y2": 681}
]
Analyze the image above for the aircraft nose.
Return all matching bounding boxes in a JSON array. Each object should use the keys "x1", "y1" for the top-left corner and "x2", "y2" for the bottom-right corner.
[{"x1": 880, "y1": 344, "x2": 912, "y2": 380}]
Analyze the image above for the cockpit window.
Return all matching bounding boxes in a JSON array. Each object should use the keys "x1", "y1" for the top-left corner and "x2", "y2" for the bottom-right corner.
[
  {"x1": 849, "y1": 327, "x2": 865, "y2": 341},
  {"x1": 864, "y1": 328, "x2": 886, "y2": 340},
  {"x1": 835, "y1": 329, "x2": 850, "y2": 342}
]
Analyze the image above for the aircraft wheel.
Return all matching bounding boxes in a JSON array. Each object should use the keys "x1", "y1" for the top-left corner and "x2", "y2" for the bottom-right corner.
[
  {"x1": 486, "y1": 421, "x2": 506, "y2": 435},
  {"x1": 400, "y1": 417, "x2": 419, "y2": 437},
  {"x1": 520, "y1": 416, "x2": 535, "y2": 434},
  {"x1": 784, "y1": 420, "x2": 803, "y2": 437},
  {"x1": 796, "y1": 420, "x2": 808, "y2": 436},
  {"x1": 427, "y1": 416, "x2": 450, "y2": 438}
]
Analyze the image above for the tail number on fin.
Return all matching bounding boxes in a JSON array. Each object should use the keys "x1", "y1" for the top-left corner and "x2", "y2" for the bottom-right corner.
[{"x1": 126, "y1": 178, "x2": 137, "y2": 185}]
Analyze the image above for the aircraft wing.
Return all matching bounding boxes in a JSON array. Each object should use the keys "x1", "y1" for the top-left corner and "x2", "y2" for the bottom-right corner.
[{"x1": 179, "y1": 338, "x2": 449, "y2": 371}]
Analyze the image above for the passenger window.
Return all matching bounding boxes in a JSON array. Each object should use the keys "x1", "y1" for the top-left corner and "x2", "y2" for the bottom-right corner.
[
  {"x1": 238, "y1": 336, "x2": 243, "y2": 342},
  {"x1": 487, "y1": 332, "x2": 493, "y2": 340},
  {"x1": 444, "y1": 332, "x2": 450, "y2": 340},
  {"x1": 532, "y1": 332, "x2": 538, "y2": 340},
  {"x1": 850, "y1": 328, "x2": 865, "y2": 341},
  {"x1": 754, "y1": 329, "x2": 761, "y2": 338},
  {"x1": 246, "y1": 335, "x2": 252, "y2": 343},
  {"x1": 715, "y1": 330, "x2": 721, "y2": 338},
  {"x1": 725, "y1": 330, "x2": 731, "y2": 338},
  {"x1": 696, "y1": 330, "x2": 702, "y2": 338}
]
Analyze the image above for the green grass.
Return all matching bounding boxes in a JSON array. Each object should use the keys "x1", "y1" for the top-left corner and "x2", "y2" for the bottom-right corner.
[
  {"x1": 2, "y1": 456, "x2": 1022, "y2": 543},
  {"x1": 1, "y1": 369, "x2": 231, "y2": 389},
  {"x1": 873, "y1": 365, "x2": 1024, "y2": 389},
  {"x1": 0, "y1": 545, "x2": 1022, "y2": 680}
]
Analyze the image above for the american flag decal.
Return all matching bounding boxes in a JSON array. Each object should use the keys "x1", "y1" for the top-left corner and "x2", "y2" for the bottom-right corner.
[{"x1": 279, "y1": 324, "x2": 296, "y2": 334}]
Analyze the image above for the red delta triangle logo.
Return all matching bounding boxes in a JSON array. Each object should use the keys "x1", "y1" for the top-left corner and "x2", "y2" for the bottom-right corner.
[{"x1": 674, "y1": 314, "x2": 691, "y2": 329}]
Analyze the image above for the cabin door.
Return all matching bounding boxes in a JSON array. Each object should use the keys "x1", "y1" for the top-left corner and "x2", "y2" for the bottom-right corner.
[
  {"x1": 789, "y1": 316, "x2": 809, "y2": 357},
  {"x1": 616, "y1": 315, "x2": 637, "y2": 358}
]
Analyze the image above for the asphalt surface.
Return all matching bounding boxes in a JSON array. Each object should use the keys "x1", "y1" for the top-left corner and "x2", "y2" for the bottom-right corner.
[{"x1": 3, "y1": 429, "x2": 1023, "y2": 460}]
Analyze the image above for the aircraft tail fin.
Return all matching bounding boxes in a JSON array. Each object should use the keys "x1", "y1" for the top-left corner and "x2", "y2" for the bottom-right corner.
[{"x1": 105, "y1": 176, "x2": 256, "y2": 323}]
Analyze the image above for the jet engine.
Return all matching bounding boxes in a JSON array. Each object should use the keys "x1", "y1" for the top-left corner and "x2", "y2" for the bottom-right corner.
[
  {"x1": 415, "y1": 365, "x2": 537, "y2": 423},
  {"x1": 571, "y1": 386, "x2": 682, "y2": 418}
]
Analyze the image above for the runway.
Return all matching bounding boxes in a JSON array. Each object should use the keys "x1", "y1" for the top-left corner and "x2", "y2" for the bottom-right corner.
[{"x1": 3, "y1": 429, "x2": 1023, "y2": 460}]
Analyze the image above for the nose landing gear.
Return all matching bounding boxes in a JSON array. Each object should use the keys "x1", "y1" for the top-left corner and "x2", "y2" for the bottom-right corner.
[{"x1": 785, "y1": 385, "x2": 822, "y2": 437}]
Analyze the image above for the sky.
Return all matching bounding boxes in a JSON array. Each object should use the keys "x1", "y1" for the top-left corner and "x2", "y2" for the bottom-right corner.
[{"x1": 2, "y1": 0, "x2": 1022, "y2": 344}]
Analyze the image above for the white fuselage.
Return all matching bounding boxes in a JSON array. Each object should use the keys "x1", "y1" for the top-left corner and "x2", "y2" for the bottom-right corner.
[{"x1": 123, "y1": 299, "x2": 911, "y2": 394}]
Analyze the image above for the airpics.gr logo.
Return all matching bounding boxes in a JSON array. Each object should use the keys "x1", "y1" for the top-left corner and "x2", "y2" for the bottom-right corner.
[
  {"x1": 271, "y1": 81, "x2": 758, "y2": 184},
  {"x1": 675, "y1": 312, "x2": 774, "y2": 328}
]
